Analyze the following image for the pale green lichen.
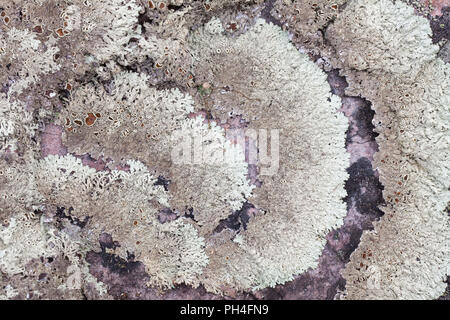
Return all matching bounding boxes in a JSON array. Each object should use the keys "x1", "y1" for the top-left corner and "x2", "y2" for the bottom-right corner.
[
  {"x1": 328, "y1": 0, "x2": 449, "y2": 300},
  {"x1": 169, "y1": 116, "x2": 254, "y2": 235},
  {"x1": 0, "y1": 27, "x2": 60, "y2": 96},
  {"x1": 338, "y1": 58, "x2": 449, "y2": 300},
  {"x1": 59, "y1": 71, "x2": 194, "y2": 173},
  {"x1": 326, "y1": 0, "x2": 439, "y2": 82},
  {"x1": 36, "y1": 154, "x2": 209, "y2": 288},
  {"x1": 61, "y1": 0, "x2": 143, "y2": 63},
  {"x1": 0, "y1": 97, "x2": 39, "y2": 158},
  {"x1": 188, "y1": 19, "x2": 349, "y2": 293},
  {"x1": 0, "y1": 216, "x2": 58, "y2": 275},
  {"x1": 0, "y1": 157, "x2": 43, "y2": 224},
  {"x1": 0, "y1": 208, "x2": 110, "y2": 298},
  {"x1": 271, "y1": 0, "x2": 347, "y2": 54},
  {"x1": 137, "y1": 218, "x2": 209, "y2": 288}
]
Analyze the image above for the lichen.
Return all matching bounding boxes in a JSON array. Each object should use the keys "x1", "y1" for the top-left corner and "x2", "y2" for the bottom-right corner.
[
  {"x1": 50, "y1": 18, "x2": 349, "y2": 294},
  {"x1": 338, "y1": 58, "x2": 449, "y2": 300},
  {"x1": 0, "y1": 157, "x2": 42, "y2": 224},
  {"x1": 0, "y1": 27, "x2": 60, "y2": 96},
  {"x1": 59, "y1": 71, "x2": 194, "y2": 173},
  {"x1": 0, "y1": 97, "x2": 39, "y2": 158},
  {"x1": 0, "y1": 209, "x2": 110, "y2": 298},
  {"x1": 0, "y1": 216, "x2": 56, "y2": 275},
  {"x1": 326, "y1": 0, "x2": 439, "y2": 82},
  {"x1": 35, "y1": 154, "x2": 209, "y2": 288},
  {"x1": 1, "y1": 0, "x2": 445, "y2": 300},
  {"x1": 327, "y1": 0, "x2": 449, "y2": 300},
  {"x1": 271, "y1": 0, "x2": 347, "y2": 54},
  {"x1": 168, "y1": 116, "x2": 254, "y2": 234},
  {"x1": 188, "y1": 18, "x2": 349, "y2": 293}
]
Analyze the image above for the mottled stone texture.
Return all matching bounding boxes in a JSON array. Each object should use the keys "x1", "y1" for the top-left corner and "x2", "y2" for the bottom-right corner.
[
  {"x1": 2, "y1": 0, "x2": 447, "y2": 300},
  {"x1": 78, "y1": 65, "x2": 383, "y2": 300}
]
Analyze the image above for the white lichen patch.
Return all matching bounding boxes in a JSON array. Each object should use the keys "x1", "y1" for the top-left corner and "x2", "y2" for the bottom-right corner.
[
  {"x1": 339, "y1": 58, "x2": 450, "y2": 300},
  {"x1": 36, "y1": 154, "x2": 209, "y2": 288},
  {"x1": 61, "y1": 0, "x2": 143, "y2": 63},
  {"x1": 0, "y1": 27, "x2": 60, "y2": 96},
  {"x1": 0, "y1": 97, "x2": 39, "y2": 157},
  {"x1": 0, "y1": 157, "x2": 43, "y2": 225},
  {"x1": 0, "y1": 216, "x2": 58, "y2": 275},
  {"x1": 328, "y1": 0, "x2": 449, "y2": 300},
  {"x1": 326, "y1": 0, "x2": 439, "y2": 82},
  {"x1": 137, "y1": 218, "x2": 209, "y2": 288},
  {"x1": 59, "y1": 72, "x2": 194, "y2": 173},
  {"x1": 189, "y1": 19, "x2": 349, "y2": 293},
  {"x1": 169, "y1": 116, "x2": 254, "y2": 235}
]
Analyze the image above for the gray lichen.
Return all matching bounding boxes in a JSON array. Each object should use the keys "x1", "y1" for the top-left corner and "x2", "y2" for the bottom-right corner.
[{"x1": 0, "y1": 0, "x2": 448, "y2": 300}]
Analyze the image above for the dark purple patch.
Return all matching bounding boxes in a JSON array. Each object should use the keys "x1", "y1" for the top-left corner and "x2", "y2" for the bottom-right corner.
[
  {"x1": 430, "y1": 7, "x2": 449, "y2": 43},
  {"x1": 344, "y1": 158, "x2": 385, "y2": 218},
  {"x1": 214, "y1": 201, "x2": 254, "y2": 233},
  {"x1": 55, "y1": 206, "x2": 90, "y2": 228}
]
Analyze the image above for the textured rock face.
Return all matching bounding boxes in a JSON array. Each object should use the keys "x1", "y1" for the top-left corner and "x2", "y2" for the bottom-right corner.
[{"x1": 0, "y1": 0, "x2": 448, "y2": 300}]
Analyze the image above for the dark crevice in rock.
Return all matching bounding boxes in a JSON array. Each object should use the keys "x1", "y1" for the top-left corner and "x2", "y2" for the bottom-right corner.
[
  {"x1": 116, "y1": 60, "x2": 139, "y2": 74},
  {"x1": 256, "y1": 67, "x2": 385, "y2": 300},
  {"x1": 57, "y1": 88, "x2": 70, "y2": 101},
  {"x1": 153, "y1": 80, "x2": 181, "y2": 91},
  {"x1": 1, "y1": 80, "x2": 11, "y2": 95},
  {"x1": 260, "y1": 0, "x2": 282, "y2": 27},
  {"x1": 184, "y1": 207, "x2": 198, "y2": 223},
  {"x1": 154, "y1": 175, "x2": 170, "y2": 191},
  {"x1": 430, "y1": 7, "x2": 449, "y2": 43},
  {"x1": 167, "y1": 4, "x2": 184, "y2": 11},
  {"x1": 214, "y1": 201, "x2": 254, "y2": 233},
  {"x1": 438, "y1": 276, "x2": 450, "y2": 300},
  {"x1": 327, "y1": 69, "x2": 348, "y2": 97},
  {"x1": 318, "y1": 17, "x2": 338, "y2": 47},
  {"x1": 72, "y1": 65, "x2": 114, "y2": 94},
  {"x1": 98, "y1": 233, "x2": 120, "y2": 251},
  {"x1": 86, "y1": 235, "x2": 231, "y2": 300},
  {"x1": 137, "y1": 8, "x2": 153, "y2": 34},
  {"x1": 87, "y1": 250, "x2": 142, "y2": 277},
  {"x1": 344, "y1": 158, "x2": 385, "y2": 218},
  {"x1": 157, "y1": 207, "x2": 178, "y2": 224},
  {"x1": 352, "y1": 99, "x2": 378, "y2": 141},
  {"x1": 326, "y1": 69, "x2": 379, "y2": 148},
  {"x1": 55, "y1": 206, "x2": 90, "y2": 229}
]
